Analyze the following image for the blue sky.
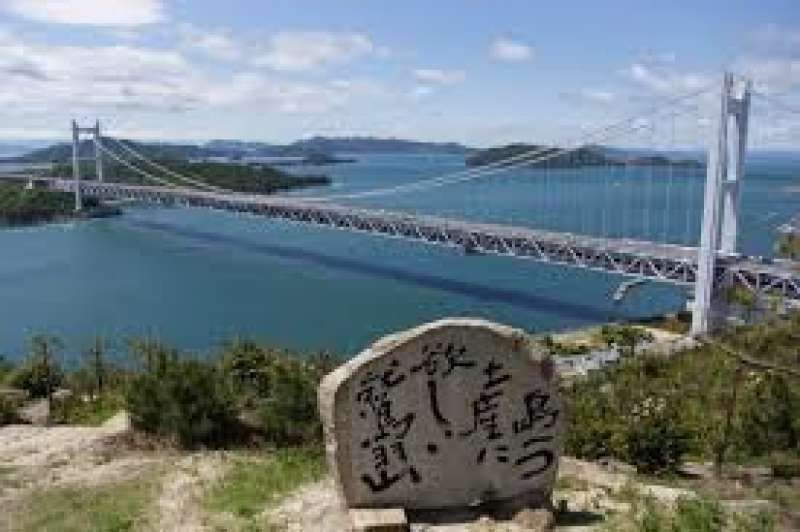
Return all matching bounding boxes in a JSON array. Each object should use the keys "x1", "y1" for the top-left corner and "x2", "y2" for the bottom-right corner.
[{"x1": 0, "y1": 0, "x2": 799, "y2": 146}]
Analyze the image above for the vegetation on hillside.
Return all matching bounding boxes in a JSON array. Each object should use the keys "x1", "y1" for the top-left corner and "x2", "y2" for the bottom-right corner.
[
  {"x1": 17, "y1": 136, "x2": 467, "y2": 165},
  {"x1": 204, "y1": 447, "x2": 326, "y2": 526},
  {"x1": 565, "y1": 313, "x2": 800, "y2": 475},
  {"x1": 4, "y1": 472, "x2": 161, "y2": 532},
  {"x1": 1, "y1": 333, "x2": 339, "y2": 448},
  {"x1": 466, "y1": 143, "x2": 704, "y2": 168},
  {"x1": 47, "y1": 158, "x2": 330, "y2": 195},
  {"x1": 776, "y1": 232, "x2": 800, "y2": 260},
  {"x1": 0, "y1": 183, "x2": 103, "y2": 225}
]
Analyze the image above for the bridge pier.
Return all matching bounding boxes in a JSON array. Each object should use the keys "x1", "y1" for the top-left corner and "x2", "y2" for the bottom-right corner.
[{"x1": 691, "y1": 73, "x2": 752, "y2": 336}]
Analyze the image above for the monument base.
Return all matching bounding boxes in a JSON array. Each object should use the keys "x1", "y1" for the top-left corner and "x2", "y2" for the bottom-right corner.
[{"x1": 349, "y1": 508, "x2": 408, "y2": 531}]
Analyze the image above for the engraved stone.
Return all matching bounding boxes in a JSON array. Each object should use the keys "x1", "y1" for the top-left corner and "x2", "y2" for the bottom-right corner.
[{"x1": 319, "y1": 318, "x2": 563, "y2": 511}]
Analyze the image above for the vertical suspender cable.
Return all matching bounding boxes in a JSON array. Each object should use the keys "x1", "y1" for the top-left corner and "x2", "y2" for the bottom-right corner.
[{"x1": 664, "y1": 111, "x2": 675, "y2": 243}]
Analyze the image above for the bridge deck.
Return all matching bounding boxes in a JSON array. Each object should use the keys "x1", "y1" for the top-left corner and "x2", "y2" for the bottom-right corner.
[{"x1": 4, "y1": 175, "x2": 799, "y2": 299}]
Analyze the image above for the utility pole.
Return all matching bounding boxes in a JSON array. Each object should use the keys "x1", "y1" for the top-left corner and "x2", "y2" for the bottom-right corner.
[
  {"x1": 691, "y1": 73, "x2": 751, "y2": 336},
  {"x1": 71, "y1": 120, "x2": 82, "y2": 212}
]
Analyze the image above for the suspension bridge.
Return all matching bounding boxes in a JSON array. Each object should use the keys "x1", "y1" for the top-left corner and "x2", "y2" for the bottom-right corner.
[{"x1": 3, "y1": 73, "x2": 800, "y2": 334}]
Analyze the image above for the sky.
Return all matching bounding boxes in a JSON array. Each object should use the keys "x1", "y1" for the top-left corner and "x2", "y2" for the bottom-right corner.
[{"x1": 0, "y1": 0, "x2": 799, "y2": 147}]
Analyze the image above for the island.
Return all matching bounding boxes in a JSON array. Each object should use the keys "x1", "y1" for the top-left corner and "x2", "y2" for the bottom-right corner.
[
  {"x1": 0, "y1": 182, "x2": 119, "y2": 226},
  {"x1": 466, "y1": 143, "x2": 704, "y2": 169},
  {"x1": 46, "y1": 159, "x2": 331, "y2": 195}
]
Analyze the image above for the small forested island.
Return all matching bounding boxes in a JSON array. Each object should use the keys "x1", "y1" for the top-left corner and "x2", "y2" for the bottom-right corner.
[
  {"x1": 466, "y1": 143, "x2": 704, "y2": 169},
  {"x1": 17, "y1": 138, "x2": 332, "y2": 194},
  {"x1": 0, "y1": 183, "x2": 117, "y2": 226},
  {"x1": 47, "y1": 159, "x2": 330, "y2": 195}
]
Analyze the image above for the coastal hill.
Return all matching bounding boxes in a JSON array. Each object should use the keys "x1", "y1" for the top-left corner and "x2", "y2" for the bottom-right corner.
[
  {"x1": 289, "y1": 136, "x2": 468, "y2": 154},
  {"x1": 16, "y1": 136, "x2": 470, "y2": 164},
  {"x1": 467, "y1": 143, "x2": 704, "y2": 168}
]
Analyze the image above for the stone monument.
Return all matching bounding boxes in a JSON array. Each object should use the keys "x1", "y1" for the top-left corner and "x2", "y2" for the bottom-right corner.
[{"x1": 319, "y1": 318, "x2": 563, "y2": 528}]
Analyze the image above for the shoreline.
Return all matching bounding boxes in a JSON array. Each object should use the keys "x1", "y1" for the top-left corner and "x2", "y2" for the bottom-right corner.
[{"x1": 0, "y1": 204, "x2": 123, "y2": 229}]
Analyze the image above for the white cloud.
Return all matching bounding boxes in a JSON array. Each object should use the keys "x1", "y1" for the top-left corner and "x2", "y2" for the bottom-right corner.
[
  {"x1": 252, "y1": 31, "x2": 375, "y2": 71},
  {"x1": 180, "y1": 24, "x2": 242, "y2": 61},
  {"x1": 410, "y1": 85, "x2": 434, "y2": 100},
  {"x1": 566, "y1": 89, "x2": 616, "y2": 104},
  {"x1": 622, "y1": 62, "x2": 711, "y2": 94},
  {"x1": 490, "y1": 37, "x2": 533, "y2": 62},
  {"x1": 0, "y1": 29, "x2": 388, "y2": 118},
  {"x1": 736, "y1": 56, "x2": 800, "y2": 94},
  {"x1": 750, "y1": 24, "x2": 800, "y2": 56},
  {"x1": 413, "y1": 68, "x2": 465, "y2": 85},
  {"x1": 2, "y1": 0, "x2": 165, "y2": 26}
]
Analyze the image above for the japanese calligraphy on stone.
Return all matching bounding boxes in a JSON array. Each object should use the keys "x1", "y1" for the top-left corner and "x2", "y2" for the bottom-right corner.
[{"x1": 319, "y1": 319, "x2": 563, "y2": 510}]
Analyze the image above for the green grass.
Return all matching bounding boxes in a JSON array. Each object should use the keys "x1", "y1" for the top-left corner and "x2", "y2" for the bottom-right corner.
[
  {"x1": 50, "y1": 393, "x2": 125, "y2": 426},
  {"x1": 3, "y1": 473, "x2": 159, "y2": 532},
  {"x1": 601, "y1": 492, "x2": 777, "y2": 532},
  {"x1": 204, "y1": 447, "x2": 326, "y2": 523},
  {"x1": 0, "y1": 465, "x2": 24, "y2": 495}
]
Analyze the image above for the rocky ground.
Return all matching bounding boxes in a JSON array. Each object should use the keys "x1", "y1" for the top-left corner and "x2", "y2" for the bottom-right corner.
[{"x1": 0, "y1": 416, "x2": 795, "y2": 531}]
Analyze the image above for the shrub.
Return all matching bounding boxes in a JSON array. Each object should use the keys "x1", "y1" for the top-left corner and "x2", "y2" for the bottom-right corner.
[
  {"x1": 259, "y1": 361, "x2": 321, "y2": 445},
  {"x1": 0, "y1": 355, "x2": 13, "y2": 384},
  {"x1": 125, "y1": 355, "x2": 238, "y2": 449},
  {"x1": 0, "y1": 395, "x2": 20, "y2": 426},
  {"x1": 599, "y1": 324, "x2": 654, "y2": 357},
  {"x1": 220, "y1": 339, "x2": 339, "y2": 446},
  {"x1": 50, "y1": 392, "x2": 125, "y2": 426},
  {"x1": 565, "y1": 314, "x2": 800, "y2": 474},
  {"x1": 8, "y1": 335, "x2": 64, "y2": 399},
  {"x1": 565, "y1": 355, "x2": 695, "y2": 473}
]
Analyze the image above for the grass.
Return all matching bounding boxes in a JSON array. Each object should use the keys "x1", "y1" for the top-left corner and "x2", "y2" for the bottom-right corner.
[
  {"x1": 2, "y1": 473, "x2": 160, "y2": 532},
  {"x1": 204, "y1": 447, "x2": 326, "y2": 526},
  {"x1": 601, "y1": 488, "x2": 778, "y2": 532},
  {"x1": 50, "y1": 393, "x2": 126, "y2": 426},
  {"x1": 0, "y1": 465, "x2": 24, "y2": 495}
]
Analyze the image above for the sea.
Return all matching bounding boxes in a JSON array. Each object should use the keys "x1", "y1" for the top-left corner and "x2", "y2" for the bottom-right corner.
[{"x1": 1, "y1": 152, "x2": 797, "y2": 362}]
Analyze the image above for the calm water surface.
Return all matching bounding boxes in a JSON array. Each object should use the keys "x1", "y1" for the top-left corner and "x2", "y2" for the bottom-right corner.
[{"x1": 1, "y1": 153, "x2": 797, "y2": 361}]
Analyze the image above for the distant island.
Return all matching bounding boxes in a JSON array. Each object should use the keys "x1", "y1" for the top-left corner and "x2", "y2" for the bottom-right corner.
[
  {"x1": 466, "y1": 143, "x2": 704, "y2": 169},
  {"x1": 9, "y1": 138, "x2": 332, "y2": 195},
  {"x1": 46, "y1": 158, "x2": 330, "y2": 195},
  {"x1": 15, "y1": 136, "x2": 470, "y2": 166}
]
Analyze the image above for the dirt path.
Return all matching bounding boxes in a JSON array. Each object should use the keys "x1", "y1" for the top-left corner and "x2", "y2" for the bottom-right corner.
[{"x1": 0, "y1": 412, "x2": 163, "y2": 493}]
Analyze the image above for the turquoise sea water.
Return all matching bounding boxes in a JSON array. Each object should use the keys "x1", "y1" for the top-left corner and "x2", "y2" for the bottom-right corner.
[{"x1": 0, "y1": 153, "x2": 797, "y2": 361}]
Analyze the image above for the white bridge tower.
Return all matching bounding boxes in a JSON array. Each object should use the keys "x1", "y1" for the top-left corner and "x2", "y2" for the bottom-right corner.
[
  {"x1": 71, "y1": 119, "x2": 104, "y2": 211},
  {"x1": 691, "y1": 73, "x2": 752, "y2": 336}
]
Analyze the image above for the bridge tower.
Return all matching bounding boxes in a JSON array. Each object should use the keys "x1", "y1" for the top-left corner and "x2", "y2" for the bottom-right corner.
[
  {"x1": 691, "y1": 73, "x2": 752, "y2": 336},
  {"x1": 71, "y1": 119, "x2": 104, "y2": 211}
]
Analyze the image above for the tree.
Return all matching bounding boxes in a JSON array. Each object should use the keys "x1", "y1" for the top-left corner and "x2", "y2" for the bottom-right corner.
[
  {"x1": 600, "y1": 325, "x2": 654, "y2": 358},
  {"x1": 10, "y1": 335, "x2": 64, "y2": 408},
  {"x1": 726, "y1": 285, "x2": 758, "y2": 323},
  {"x1": 84, "y1": 336, "x2": 107, "y2": 398},
  {"x1": 776, "y1": 233, "x2": 800, "y2": 260}
]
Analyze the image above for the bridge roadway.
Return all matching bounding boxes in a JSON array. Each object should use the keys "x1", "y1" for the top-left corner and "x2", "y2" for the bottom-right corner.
[{"x1": 6, "y1": 175, "x2": 800, "y2": 300}]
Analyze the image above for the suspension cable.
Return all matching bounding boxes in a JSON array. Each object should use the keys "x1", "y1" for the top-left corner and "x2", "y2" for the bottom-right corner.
[
  {"x1": 299, "y1": 86, "x2": 715, "y2": 201},
  {"x1": 95, "y1": 143, "x2": 179, "y2": 189},
  {"x1": 104, "y1": 137, "x2": 231, "y2": 194}
]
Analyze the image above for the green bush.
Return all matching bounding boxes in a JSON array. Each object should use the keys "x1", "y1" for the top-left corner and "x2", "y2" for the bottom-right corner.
[
  {"x1": 50, "y1": 392, "x2": 125, "y2": 426},
  {"x1": 0, "y1": 355, "x2": 13, "y2": 384},
  {"x1": 125, "y1": 355, "x2": 238, "y2": 449},
  {"x1": 8, "y1": 335, "x2": 64, "y2": 398},
  {"x1": 0, "y1": 395, "x2": 20, "y2": 426},
  {"x1": 565, "y1": 314, "x2": 800, "y2": 474},
  {"x1": 259, "y1": 361, "x2": 321, "y2": 445},
  {"x1": 564, "y1": 361, "x2": 692, "y2": 473},
  {"x1": 220, "y1": 339, "x2": 338, "y2": 446}
]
